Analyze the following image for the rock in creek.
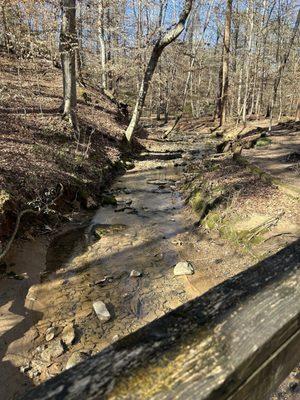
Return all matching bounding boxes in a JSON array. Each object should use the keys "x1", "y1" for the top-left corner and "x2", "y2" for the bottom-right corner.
[
  {"x1": 173, "y1": 261, "x2": 194, "y2": 276},
  {"x1": 61, "y1": 323, "x2": 75, "y2": 346},
  {"x1": 45, "y1": 326, "x2": 57, "y2": 342},
  {"x1": 65, "y1": 352, "x2": 89, "y2": 370},
  {"x1": 147, "y1": 179, "x2": 173, "y2": 186},
  {"x1": 93, "y1": 300, "x2": 111, "y2": 322},
  {"x1": 40, "y1": 339, "x2": 64, "y2": 362},
  {"x1": 130, "y1": 270, "x2": 142, "y2": 278}
]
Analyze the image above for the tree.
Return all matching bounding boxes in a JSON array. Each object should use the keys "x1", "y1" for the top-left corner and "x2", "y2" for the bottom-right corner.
[
  {"x1": 269, "y1": 9, "x2": 300, "y2": 130},
  {"x1": 60, "y1": 0, "x2": 78, "y2": 129},
  {"x1": 220, "y1": 0, "x2": 233, "y2": 126},
  {"x1": 125, "y1": 0, "x2": 194, "y2": 143},
  {"x1": 98, "y1": 0, "x2": 108, "y2": 90}
]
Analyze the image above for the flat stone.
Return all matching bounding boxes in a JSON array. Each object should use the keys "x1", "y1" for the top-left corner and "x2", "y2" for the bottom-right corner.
[
  {"x1": 40, "y1": 339, "x2": 64, "y2": 363},
  {"x1": 93, "y1": 301, "x2": 111, "y2": 322},
  {"x1": 65, "y1": 352, "x2": 89, "y2": 370},
  {"x1": 147, "y1": 179, "x2": 170, "y2": 186},
  {"x1": 130, "y1": 270, "x2": 142, "y2": 278},
  {"x1": 45, "y1": 326, "x2": 57, "y2": 342},
  {"x1": 112, "y1": 334, "x2": 119, "y2": 342},
  {"x1": 31, "y1": 359, "x2": 51, "y2": 372},
  {"x1": 48, "y1": 362, "x2": 62, "y2": 376},
  {"x1": 173, "y1": 261, "x2": 194, "y2": 276},
  {"x1": 61, "y1": 323, "x2": 75, "y2": 346}
]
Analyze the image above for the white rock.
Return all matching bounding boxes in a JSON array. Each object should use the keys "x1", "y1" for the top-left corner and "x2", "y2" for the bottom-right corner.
[
  {"x1": 112, "y1": 334, "x2": 119, "y2": 342},
  {"x1": 61, "y1": 323, "x2": 75, "y2": 346},
  {"x1": 130, "y1": 270, "x2": 142, "y2": 278},
  {"x1": 45, "y1": 327, "x2": 56, "y2": 342},
  {"x1": 173, "y1": 261, "x2": 194, "y2": 276},
  {"x1": 93, "y1": 301, "x2": 111, "y2": 322}
]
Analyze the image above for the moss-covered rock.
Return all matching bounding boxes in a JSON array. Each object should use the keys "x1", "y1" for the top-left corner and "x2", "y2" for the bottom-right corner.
[
  {"x1": 255, "y1": 137, "x2": 272, "y2": 147},
  {"x1": 190, "y1": 191, "x2": 206, "y2": 214},
  {"x1": 101, "y1": 194, "x2": 117, "y2": 206},
  {"x1": 189, "y1": 183, "x2": 225, "y2": 222}
]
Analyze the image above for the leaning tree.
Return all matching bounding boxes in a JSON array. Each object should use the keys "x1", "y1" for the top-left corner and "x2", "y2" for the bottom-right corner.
[{"x1": 125, "y1": 0, "x2": 194, "y2": 143}]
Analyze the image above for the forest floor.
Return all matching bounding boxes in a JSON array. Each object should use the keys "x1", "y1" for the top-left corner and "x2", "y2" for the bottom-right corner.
[
  {"x1": 0, "y1": 52, "x2": 129, "y2": 245},
  {"x1": 0, "y1": 54, "x2": 299, "y2": 400}
]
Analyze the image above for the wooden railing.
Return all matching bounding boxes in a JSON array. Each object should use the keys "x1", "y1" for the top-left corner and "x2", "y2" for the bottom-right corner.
[{"x1": 22, "y1": 239, "x2": 300, "y2": 400}]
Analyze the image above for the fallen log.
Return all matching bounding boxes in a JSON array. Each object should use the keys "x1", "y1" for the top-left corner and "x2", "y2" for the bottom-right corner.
[{"x1": 216, "y1": 132, "x2": 265, "y2": 154}]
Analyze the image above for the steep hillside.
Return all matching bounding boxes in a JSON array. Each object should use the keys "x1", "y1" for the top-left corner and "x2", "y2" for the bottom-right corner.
[{"x1": 0, "y1": 53, "x2": 128, "y2": 242}]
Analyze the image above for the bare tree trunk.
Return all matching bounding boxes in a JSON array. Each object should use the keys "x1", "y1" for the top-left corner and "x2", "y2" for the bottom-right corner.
[
  {"x1": 60, "y1": 0, "x2": 78, "y2": 130},
  {"x1": 220, "y1": 0, "x2": 232, "y2": 126},
  {"x1": 76, "y1": 1, "x2": 84, "y2": 86},
  {"x1": 98, "y1": 0, "x2": 107, "y2": 90},
  {"x1": 296, "y1": 98, "x2": 300, "y2": 122},
  {"x1": 242, "y1": 1, "x2": 254, "y2": 126},
  {"x1": 125, "y1": 0, "x2": 193, "y2": 142},
  {"x1": 1, "y1": 3, "x2": 10, "y2": 53},
  {"x1": 269, "y1": 9, "x2": 300, "y2": 130}
]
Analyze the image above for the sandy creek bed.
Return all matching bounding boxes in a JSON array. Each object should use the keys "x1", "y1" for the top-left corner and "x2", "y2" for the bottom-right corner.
[
  {"x1": 1, "y1": 131, "x2": 297, "y2": 399},
  {"x1": 0, "y1": 135, "x2": 214, "y2": 399}
]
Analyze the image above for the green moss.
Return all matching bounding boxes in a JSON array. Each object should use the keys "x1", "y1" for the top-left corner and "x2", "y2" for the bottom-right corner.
[
  {"x1": 203, "y1": 210, "x2": 221, "y2": 229},
  {"x1": 101, "y1": 194, "x2": 117, "y2": 206},
  {"x1": 255, "y1": 137, "x2": 272, "y2": 147},
  {"x1": 94, "y1": 226, "x2": 108, "y2": 238},
  {"x1": 189, "y1": 191, "x2": 206, "y2": 213},
  {"x1": 203, "y1": 209, "x2": 266, "y2": 251}
]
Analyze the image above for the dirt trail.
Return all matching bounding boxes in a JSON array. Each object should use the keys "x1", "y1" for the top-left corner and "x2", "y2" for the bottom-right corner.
[{"x1": 243, "y1": 125, "x2": 300, "y2": 189}]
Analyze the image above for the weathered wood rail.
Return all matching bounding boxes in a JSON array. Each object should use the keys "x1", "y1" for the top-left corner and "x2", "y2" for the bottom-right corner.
[{"x1": 22, "y1": 239, "x2": 300, "y2": 400}]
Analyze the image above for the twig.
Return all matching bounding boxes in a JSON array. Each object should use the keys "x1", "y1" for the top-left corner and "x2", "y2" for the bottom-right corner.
[
  {"x1": 0, "y1": 184, "x2": 63, "y2": 261},
  {"x1": 262, "y1": 232, "x2": 297, "y2": 243},
  {"x1": 247, "y1": 211, "x2": 285, "y2": 241}
]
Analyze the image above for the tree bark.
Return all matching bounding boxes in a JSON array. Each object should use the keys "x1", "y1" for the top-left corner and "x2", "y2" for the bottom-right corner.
[
  {"x1": 220, "y1": 0, "x2": 232, "y2": 126},
  {"x1": 60, "y1": 0, "x2": 78, "y2": 129},
  {"x1": 125, "y1": 0, "x2": 193, "y2": 143},
  {"x1": 1, "y1": 3, "x2": 11, "y2": 53},
  {"x1": 295, "y1": 96, "x2": 300, "y2": 122},
  {"x1": 98, "y1": 0, "x2": 107, "y2": 90},
  {"x1": 242, "y1": 1, "x2": 254, "y2": 126},
  {"x1": 269, "y1": 10, "x2": 300, "y2": 130}
]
